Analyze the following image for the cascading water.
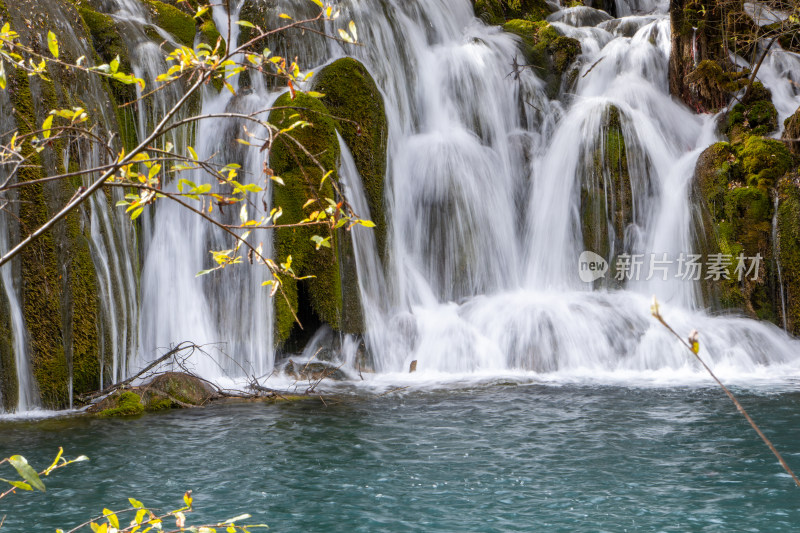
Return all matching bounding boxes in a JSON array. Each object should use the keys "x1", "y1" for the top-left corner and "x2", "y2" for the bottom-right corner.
[
  {"x1": 321, "y1": 0, "x2": 800, "y2": 380},
  {"x1": 4, "y1": 0, "x2": 800, "y2": 413}
]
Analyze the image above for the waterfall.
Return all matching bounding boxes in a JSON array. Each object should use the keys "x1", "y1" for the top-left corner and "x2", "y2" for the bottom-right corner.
[
  {"x1": 773, "y1": 196, "x2": 788, "y2": 332},
  {"x1": 0, "y1": 211, "x2": 38, "y2": 412},
  {"x1": 4, "y1": 0, "x2": 800, "y2": 412},
  {"x1": 332, "y1": 0, "x2": 800, "y2": 378}
]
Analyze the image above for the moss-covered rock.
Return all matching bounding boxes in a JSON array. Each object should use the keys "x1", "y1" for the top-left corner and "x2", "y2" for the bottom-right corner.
[
  {"x1": 145, "y1": 372, "x2": 217, "y2": 405},
  {"x1": 75, "y1": 4, "x2": 139, "y2": 149},
  {"x1": 691, "y1": 134, "x2": 798, "y2": 324},
  {"x1": 502, "y1": 20, "x2": 581, "y2": 97},
  {"x1": 739, "y1": 135, "x2": 794, "y2": 189},
  {"x1": 269, "y1": 92, "x2": 342, "y2": 345},
  {"x1": 0, "y1": 292, "x2": 18, "y2": 411},
  {"x1": 1, "y1": 0, "x2": 127, "y2": 408},
  {"x1": 474, "y1": 0, "x2": 554, "y2": 25},
  {"x1": 312, "y1": 59, "x2": 388, "y2": 333},
  {"x1": 581, "y1": 105, "x2": 632, "y2": 279},
  {"x1": 98, "y1": 391, "x2": 145, "y2": 417},
  {"x1": 777, "y1": 176, "x2": 800, "y2": 334},
  {"x1": 724, "y1": 83, "x2": 778, "y2": 141},
  {"x1": 783, "y1": 106, "x2": 800, "y2": 157},
  {"x1": 141, "y1": 0, "x2": 197, "y2": 47},
  {"x1": 313, "y1": 58, "x2": 388, "y2": 254}
]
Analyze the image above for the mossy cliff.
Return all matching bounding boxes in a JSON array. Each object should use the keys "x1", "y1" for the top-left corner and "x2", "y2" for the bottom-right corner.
[
  {"x1": 269, "y1": 92, "x2": 343, "y2": 347},
  {"x1": 693, "y1": 130, "x2": 798, "y2": 329},
  {"x1": 473, "y1": 0, "x2": 554, "y2": 25},
  {"x1": 312, "y1": 58, "x2": 389, "y2": 334},
  {"x1": 776, "y1": 175, "x2": 800, "y2": 333},
  {"x1": 0, "y1": 0, "x2": 129, "y2": 408},
  {"x1": 313, "y1": 58, "x2": 388, "y2": 258},
  {"x1": 784, "y1": 107, "x2": 800, "y2": 157},
  {"x1": 668, "y1": 0, "x2": 750, "y2": 113},
  {"x1": 581, "y1": 106, "x2": 633, "y2": 277}
]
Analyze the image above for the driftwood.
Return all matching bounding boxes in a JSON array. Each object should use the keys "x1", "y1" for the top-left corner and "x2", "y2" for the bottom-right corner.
[{"x1": 77, "y1": 342, "x2": 200, "y2": 404}]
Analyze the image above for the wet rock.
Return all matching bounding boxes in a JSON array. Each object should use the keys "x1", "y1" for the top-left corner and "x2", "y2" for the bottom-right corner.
[
  {"x1": 145, "y1": 372, "x2": 218, "y2": 405},
  {"x1": 783, "y1": 106, "x2": 800, "y2": 156},
  {"x1": 284, "y1": 360, "x2": 348, "y2": 382},
  {"x1": 547, "y1": 6, "x2": 613, "y2": 27}
]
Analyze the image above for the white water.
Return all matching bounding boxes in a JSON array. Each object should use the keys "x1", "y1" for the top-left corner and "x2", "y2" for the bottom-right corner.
[
  {"x1": 4, "y1": 0, "x2": 800, "y2": 413},
  {"x1": 322, "y1": 0, "x2": 800, "y2": 381}
]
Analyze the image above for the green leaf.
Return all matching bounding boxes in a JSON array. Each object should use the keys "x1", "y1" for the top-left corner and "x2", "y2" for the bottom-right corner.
[
  {"x1": 0, "y1": 478, "x2": 33, "y2": 491},
  {"x1": 148, "y1": 164, "x2": 161, "y2": 181},
  {"x1": 9, "y1": 455, "x2": 46, "y2": 492},
  {"x1": 129, "y1": 497, "x2": 144, "y2": 509},
  {"x1": 47, "y1": 31, "x2": 59, "y2": 58},
  {"x1": 0, "y1": 60, "x2": 6, "y2": 90},
  {"x1": 235, "y1": 20, "x2": 255, "y2": 28},
  {"x1": 358, "y1": 219, "x2": 376, "y2": 228}
]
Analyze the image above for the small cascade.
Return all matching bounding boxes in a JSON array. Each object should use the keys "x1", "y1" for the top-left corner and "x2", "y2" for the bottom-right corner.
[
  {"x1": 137, "y1": 2, "x2": 277, "y2": 381},
  {"x1": 0, "y1": 211, "x2": 38, "y2": 412},
  {"x1": 757, "y1": 43, "x2": 800, "y2": 130},
  {"x1": 773, "y1": 195, "x2": 788, "y2": 332}
]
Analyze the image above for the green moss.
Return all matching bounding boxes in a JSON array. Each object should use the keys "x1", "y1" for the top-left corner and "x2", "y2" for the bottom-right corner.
[
  {"x1": 739, "y1": 136, "x2": 794, "y2": 189},
  {"x1": 99, "y1": 391, "x2": 144, "y2": 417},
  {"x1": 0, "y1": 292, "x2": 18, "y2": 411},
  {"x1": 723, "y1": 186, "x2": 772, "y2": 255},
  {"x1": 475, "y1": 0, "x2": 553, "y2": 24},
  {"x1": 312, "y1": 58, "x2": 387, "y2": 334},
  {"x1": 694, "y1": 142, "x2": 738, "y2": 214},
  {"x1": 777, "y1": 177, "x2": 800, "y2": 334},
  {"x1": 142, "y1": 0, "x2": 196, "y2": 47},
  {"x1": 502, "y1": 20, "x2": 580, "y2": 97},
  {"x1": 313, "y1": 58, "x2": 388, "y2": 258},
  {"x1": 145, "y1": 397, "x2": 175, "y2": 411},
  {"x1": 76, "y1": 6, "x2": 132, "y2": 70},
  {"x1": 783, "y1": 106, "x2": 800, "y2": 157},
  {"x1": 269, "y1": 92, "x2": 343, "y2": 343},
  {"x1": 76, "y1": 5, "x2": 138, "y2": 149},
  {"x1": 8, "y1": 69, "x2": 69, "y2": 408},
  {"x1": 726, "y1": 89, "x2": 778, "y2": 142},
  {"x1": 582, "y1": 106, "x2": 631, "y2": 268}
]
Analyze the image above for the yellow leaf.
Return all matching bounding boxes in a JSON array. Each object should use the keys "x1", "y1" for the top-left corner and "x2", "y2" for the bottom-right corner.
[
  {"x1": 47, "y1": 31, "x2": 59, "y2": 58},
  {"x1": 42, "y1": 115, "x2": 53, "y2": 139},
  {"x1": 338, "y1": 28, "x2": 354, "y2": 44},
  {"x1": 349, "y1": 20, "x2": 358, "y2": 42}
]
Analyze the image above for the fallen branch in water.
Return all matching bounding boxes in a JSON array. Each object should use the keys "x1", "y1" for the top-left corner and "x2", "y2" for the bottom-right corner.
[
  {"x1": 651, "y1": 296, "x2": 800, "y2": 488},
  {"x1": 77, "y1": 342, "x2": 200, "y2": 404}
]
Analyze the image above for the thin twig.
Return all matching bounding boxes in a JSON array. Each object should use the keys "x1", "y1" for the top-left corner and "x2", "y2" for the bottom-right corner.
[{"x1": 651, "y1": 298, "x2": 800, "y2": 487}]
